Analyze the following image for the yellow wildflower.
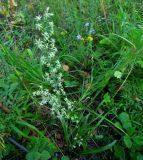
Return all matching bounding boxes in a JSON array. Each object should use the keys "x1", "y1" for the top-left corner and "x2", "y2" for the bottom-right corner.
[{"x1": 87, "y1": 36, "x2": 93, "y2": 42}]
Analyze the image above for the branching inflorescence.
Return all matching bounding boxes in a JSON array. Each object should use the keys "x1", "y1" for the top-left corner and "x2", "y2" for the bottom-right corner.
[{"x1": 33, "y1": 7, "x2": 77, "y2": 123}]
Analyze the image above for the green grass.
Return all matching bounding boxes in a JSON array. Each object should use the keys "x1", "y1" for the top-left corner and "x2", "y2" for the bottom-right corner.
[{"x1": 0, "y1": 0, "x2": 143, "y2": 159}]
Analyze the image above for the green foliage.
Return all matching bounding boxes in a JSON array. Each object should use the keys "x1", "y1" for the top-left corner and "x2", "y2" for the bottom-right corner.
[
  {"x1": 123, "y1": 136, "x2": 132, "y2": 149},
  {"x1": 81, "y1": 140, "x2": 117, "y2": 154},
  {"x1": 61, "y1": 156, "x2": 70, "y2": 160},
  {"x1": 0, "y1": 135, "x2": 5, "y2": 150},
  {"x1": 26, "y1": 137, "x2": 56, "y2": 160},
  {"x1": 118, "y1": 112, "x2": 132, "y2": 130},
  {"x1": 0, "y1": 0, "x2": 143, "y2": 159}
]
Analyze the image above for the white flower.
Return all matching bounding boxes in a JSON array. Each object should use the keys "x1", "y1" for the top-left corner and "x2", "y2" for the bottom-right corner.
[
  {"x1": 35, "y1": 23, "x2": 42, "y2": 30},
  {"x1": 74, "y1": 137, "x2": 77, "y2": 140},
  {"x1": 46, "y1": 7, "x2": 50, "y2": 12},
  {"x1": 35, "y1": 15, "x2": 42, "y2": 21},
  {"x1": 51, "y1": 68, "x2": 57, "y2": 73},
  {"x1": 46, "y1": 63, "x2": 50, "y2": 67},
  {"x1": 44, "y1": 8, "x2": 54, "y2": 19},
  {"x1": 40, "y1": 102, "x2": 44, "y2": 105},
  {"x1": 55, "y1": 60, "x2": 61, "y2": 69},
  {"x1": 33, "y1": 92, "x2": 37, "y2": 96},
  {"x1": 50, "y1": 38, "x2": 55, "y2": 44},
  {"x1": 40, "y1": 56, "x2": 46, "y2": 64},
  {"x1": 40, "y1": 98, "x2": 47, "y2": 105},
  {"x1": 114, "y1": 71, "x2": 123, "y2": 79},
  {"x1": 79, "y1": 141, "x2": 83, "y2": 146},
  {"x1": 42, "y1": 32, "x2": 50, "y2": 41},
  {"x1": 35, "y1": 39, "x2": 44, "y2": 49},
  {"x1": 49, "y1": 52, "x2": 55, "y2": 58},
  {"x1": 52, "y1": 47, "x2": 57, "y2": 52},
  {"x1": 33, "y1": 7, "x2": 74, "y2": 123}
]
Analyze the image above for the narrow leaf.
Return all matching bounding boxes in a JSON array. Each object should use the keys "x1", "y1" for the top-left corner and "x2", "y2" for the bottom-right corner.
[{"x1": 81, "y1": 140, "x2": 117, "y2": 154}]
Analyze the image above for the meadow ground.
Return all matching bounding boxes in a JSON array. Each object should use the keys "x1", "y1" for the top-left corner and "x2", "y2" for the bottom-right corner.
[{"x1": 0, "y1": 0, "x2": 143, "y2": 159}]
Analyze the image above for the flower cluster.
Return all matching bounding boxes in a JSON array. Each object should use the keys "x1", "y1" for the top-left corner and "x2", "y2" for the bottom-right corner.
[
  {"x1": 76, "y1": 22, "x2": 95, "y2": 42},
  {"x1": 96, "y1": 16, "x2": 106, "y2": 23},
  {"x1": 33, "y1": 8, "x2": 76, "y2": 122},
  {"x1": 73, "y1": 133, "x2": 84, "y2": 148}
]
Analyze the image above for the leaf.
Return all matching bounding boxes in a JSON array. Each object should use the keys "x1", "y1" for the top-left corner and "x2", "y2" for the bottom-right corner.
[
  {"x1": 16, "y1": 121, "x2": 44, "y2": 137},
  {"x1": 127, "y1": 127, "x2": 135, "y2": 136},
  {"x1": 137, "y1": 153, "x2": 143, "y2": 160},
  {"x1": 133, "y1": 135, "x2": 143, "y2": 146},
  {"x1": 119, "y1": 112, "x2": 130, "y2": 123},
  {"x1": 10, "y1": 125, "x2": 29, "y2": 139},
  {"x1": 118, "y1": 112, "x2": 132, "y2": 130},
  {"x1": 114, "y1": 122, "x2": 123, "y2": 129},
  {"x1": 60, "y1": 118, "x2": 70, "y2": 145},
  {"x1": 61, "y1": 156, "x2": 70, "y2": 160},
  {"x1": 137, "y1": 59, "x2": 143, "y2": 68},
  {"x1": 0, "y1": 136, "x2": 5, "y2": 149},
  {"x1": 136, "y1": 79, "x2": 143, "y2": 91},
  {"x1": 103, "y1": 92, "x2": 111, "y2": 103},
  {"x1": 64, "y1": 80, "x2": 79, "y2": 87},
  {"x1": 81, "y1": 140, "x2": 117, "y2": 154},
  {"x1": 26, "y1": 49, "x2": 33, "y2": 58},
  {"x1": 26, "y1": 151, "x2": 41, "y2": 160},
  {"x1": 123, "y1": 136, "x2": 132, "y2": 148},
  {"x1": 40, "y1": 151, "x2": 51, "y2": 160},
  {"x1": 99, "y1": 37, "x2": 112, "y2": 45},
  {"x1": 114, "y1": 145, "x2": 125, "y2": 160},
  {"x1": 123, "y1": 121, "x2": 132, "y2": 130}
]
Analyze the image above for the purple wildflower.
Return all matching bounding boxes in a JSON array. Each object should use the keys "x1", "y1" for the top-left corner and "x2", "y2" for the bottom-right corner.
[
  {"x1": 89, "y1": 28, "x2": 96, "y2": 34},
  {"x1": 76, "y1": 34, "x2": 82, "y2": 40},
  {"x1": 85, "y1": 22, "x2": 90, "y2": 27}
]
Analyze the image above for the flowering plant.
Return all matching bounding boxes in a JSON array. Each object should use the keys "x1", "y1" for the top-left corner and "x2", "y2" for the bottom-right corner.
[
  {"x1": 32, "y1": 7, "x2": 98, "y2": 149},
  {"x1": 33, "y1": 7, "x2": 78, "y2": 123}
]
